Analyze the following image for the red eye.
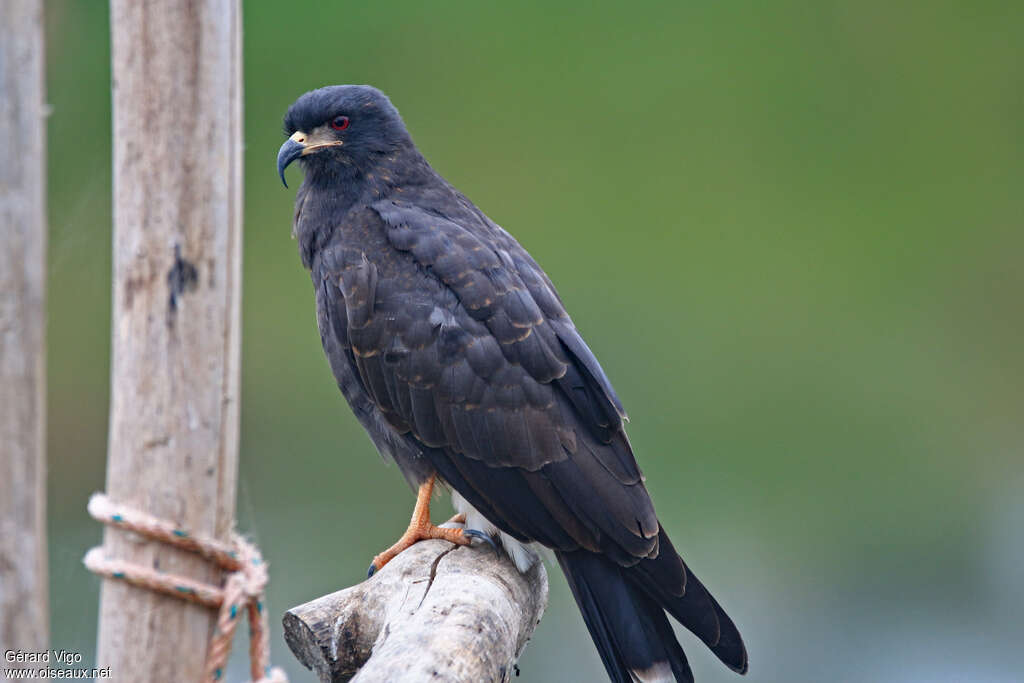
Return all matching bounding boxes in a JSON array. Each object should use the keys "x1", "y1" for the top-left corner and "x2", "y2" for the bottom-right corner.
[{"x1": 331, "y1": 116, "x2": 350, "y2": 131}]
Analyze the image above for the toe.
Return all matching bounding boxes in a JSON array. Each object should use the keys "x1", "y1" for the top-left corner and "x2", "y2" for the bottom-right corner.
[{"x1": 438, "y1": 520, "x2": 466, "y2": 530}]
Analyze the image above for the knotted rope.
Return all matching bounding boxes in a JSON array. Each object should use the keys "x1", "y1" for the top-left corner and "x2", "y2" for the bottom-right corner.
[{"x1": 84, "y1": 493, "x2": 288, "y2": 683}]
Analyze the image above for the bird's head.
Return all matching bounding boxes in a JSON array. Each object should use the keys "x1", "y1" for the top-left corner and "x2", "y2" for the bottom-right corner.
[{"x1": 277, "y1": 85, "x2": 412, "y2": 188}]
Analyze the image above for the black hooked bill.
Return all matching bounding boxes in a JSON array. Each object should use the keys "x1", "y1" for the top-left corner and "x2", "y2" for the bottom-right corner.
[{"x1": 277, "y1": 138, "x2": 305, "y2": 188}]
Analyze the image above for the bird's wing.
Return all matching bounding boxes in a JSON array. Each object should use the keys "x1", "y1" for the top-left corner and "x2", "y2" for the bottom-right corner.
[
  {"x1": 372, "y1": 199, "x2": 629, "y2": 443},
  {"x1": 315, "y1": 199, "x2": 661, "y2": 562}
]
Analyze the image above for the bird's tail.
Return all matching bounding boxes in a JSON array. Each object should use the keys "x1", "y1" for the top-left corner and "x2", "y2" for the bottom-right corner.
[{"x1": 556, "y1": 531, "x2": 747, "y2": 683}]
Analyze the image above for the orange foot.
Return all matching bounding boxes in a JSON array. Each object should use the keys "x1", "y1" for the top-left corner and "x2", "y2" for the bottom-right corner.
[{"x1": 367, "y1": 475, "x2": 495, "y2": 577}]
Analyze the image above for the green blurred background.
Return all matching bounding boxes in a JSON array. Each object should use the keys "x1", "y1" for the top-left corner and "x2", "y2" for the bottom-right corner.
[{"x1": 44, "y1": 1, "x2": 1023, "y2": 681}]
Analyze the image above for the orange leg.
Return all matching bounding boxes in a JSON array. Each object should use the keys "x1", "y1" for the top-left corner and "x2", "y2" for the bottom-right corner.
[{"x1": 368, "y1": 475, "x2": 472, "y2": 576}]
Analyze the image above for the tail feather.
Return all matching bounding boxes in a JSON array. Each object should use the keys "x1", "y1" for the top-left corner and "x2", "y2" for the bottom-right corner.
[
  {"x1": 558, "y1": 551, "x2": 694, "y2": 683},
  {"x1": 558, "y1": 531, "x2": 747, "y2": 683}
]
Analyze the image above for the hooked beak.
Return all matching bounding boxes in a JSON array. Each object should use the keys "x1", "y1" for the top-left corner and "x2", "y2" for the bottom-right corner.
[
  {"x1": 277, "y1": 130, "x2": 344, "y2": 188},
  {"x1": 277, "y1": 135, "x2": 304, "y2": 188}
]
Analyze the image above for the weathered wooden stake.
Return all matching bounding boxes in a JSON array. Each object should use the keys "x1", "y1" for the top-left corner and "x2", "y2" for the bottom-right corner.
[
  {"x1": 96, "y1": 1, "x2": 243, "y2": 680},
  {"x1": 283, "y1": 541, "x2": 548, "y2": 683},
  {"x1": 0, "y1": 0, "x2": 49, "y2": 671}
]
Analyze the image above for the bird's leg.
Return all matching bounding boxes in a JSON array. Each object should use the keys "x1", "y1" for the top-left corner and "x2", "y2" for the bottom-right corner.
[{"x1": 367, "y1": 475, "x2": 472, "y2": 576}]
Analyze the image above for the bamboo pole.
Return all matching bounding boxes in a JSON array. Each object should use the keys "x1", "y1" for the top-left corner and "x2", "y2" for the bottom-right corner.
[
  {"x1": 0, "y1": 0, "x2": 49, "y2": 671},
  {"x1": 96, "y1": 1, "x2": 243, "y2": 680},
  {"x1": 283, "y1": 541, "x2": 548, "y2": 683}
]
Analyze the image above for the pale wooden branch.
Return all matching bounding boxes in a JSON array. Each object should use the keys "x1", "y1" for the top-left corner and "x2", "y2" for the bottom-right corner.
[
  {"x1": 283, "y1": 540, "x2": 549, "y2": 683},
  {"x1": 96, "y1": 1, "x2": 243, "y2": 679},
  {"x1": 0, "y1": 0, "x2": 48, "y2": 670}
]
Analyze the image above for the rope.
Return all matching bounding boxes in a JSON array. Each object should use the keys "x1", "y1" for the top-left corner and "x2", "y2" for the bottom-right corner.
[{"x1": 84, "y1": 493, "x2": 289, "y2": 683}]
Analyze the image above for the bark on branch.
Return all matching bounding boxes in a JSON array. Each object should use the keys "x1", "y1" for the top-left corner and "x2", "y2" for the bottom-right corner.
[{"x1": 283, "y1": 540, "x2": 548, "y2": 683}]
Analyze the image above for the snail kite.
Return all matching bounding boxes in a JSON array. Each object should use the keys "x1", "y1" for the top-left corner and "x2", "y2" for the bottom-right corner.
[{"x1": 277, "y1": 85, "x2": 747, "y2": 683}]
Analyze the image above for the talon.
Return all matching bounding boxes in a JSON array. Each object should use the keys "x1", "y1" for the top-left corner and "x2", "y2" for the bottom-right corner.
[
  {"x1": 367, "y1": 563, "x2": 376, "y2": 578},
  {"x1": 463, "y1": 529, "x2": 500, "y2": 555}
]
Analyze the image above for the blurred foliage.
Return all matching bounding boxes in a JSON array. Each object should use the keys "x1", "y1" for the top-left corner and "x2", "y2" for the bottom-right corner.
[{"x1": 44, "y1": 1, "x2": 1022, "y2": 681}]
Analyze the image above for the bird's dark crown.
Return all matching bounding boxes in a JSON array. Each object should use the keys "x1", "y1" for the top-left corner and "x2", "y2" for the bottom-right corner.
[{"x1": 283, "y1": 85, "x2": 411, "y2": 151}]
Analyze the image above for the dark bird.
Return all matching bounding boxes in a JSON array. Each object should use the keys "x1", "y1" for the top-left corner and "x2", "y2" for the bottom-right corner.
[{"x1": 277, "y1": 85, "x2": 747, "y2": 683}]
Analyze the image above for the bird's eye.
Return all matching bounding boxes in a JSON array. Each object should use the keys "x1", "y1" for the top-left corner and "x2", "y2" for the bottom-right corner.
[{"x1": 331, "y1": 116, "x2": 350, "y2": 131}]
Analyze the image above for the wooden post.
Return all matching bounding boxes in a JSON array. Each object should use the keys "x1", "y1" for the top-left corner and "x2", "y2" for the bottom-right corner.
[
  {"x1": 96, "y1": 1, "x2": 243, "y2": 680},
  {"x1": 0, "y1": 0, "x2": 49, "y2": 670},
  {"x1": 283, "y1": 541, "x2": 549, "y2": 683}
]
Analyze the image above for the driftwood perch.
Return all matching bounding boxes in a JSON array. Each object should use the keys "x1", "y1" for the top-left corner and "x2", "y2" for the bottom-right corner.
[{"x1": 283, "y1": 540, "x2": 548, "y2": 682}]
